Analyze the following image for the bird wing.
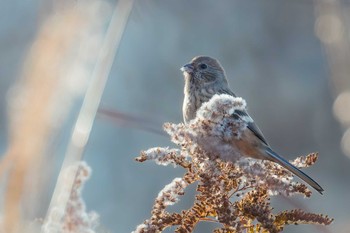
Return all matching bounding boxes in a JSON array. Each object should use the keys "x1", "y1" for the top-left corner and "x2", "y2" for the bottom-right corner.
[
  {"x1": 217, "y1": 88, "x2": 236, "y2": 97},
  {"x1": 216, "y1": 90, "x2": 323, "y2": 194},
  {"x1": 233, "y1": 109, "x2": 269, "y2": 146},
  {"x1": 216, "y1": 89, "x2": 269, "y2": 146}
]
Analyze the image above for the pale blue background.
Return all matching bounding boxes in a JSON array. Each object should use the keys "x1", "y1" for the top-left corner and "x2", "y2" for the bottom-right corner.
[{"x1": 0, "y1": 1, "x2": 348, "y2": 232}]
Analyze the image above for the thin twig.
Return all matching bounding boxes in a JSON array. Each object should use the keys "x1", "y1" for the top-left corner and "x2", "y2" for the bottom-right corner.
[{"x1": 98, "y1": 107, "x2": 167, "y2": 136}]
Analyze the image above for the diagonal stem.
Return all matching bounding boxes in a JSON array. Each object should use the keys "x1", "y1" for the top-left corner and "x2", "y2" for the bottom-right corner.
[{"x1": 42, "y1": 0, "x2": 134, "y2": 229}]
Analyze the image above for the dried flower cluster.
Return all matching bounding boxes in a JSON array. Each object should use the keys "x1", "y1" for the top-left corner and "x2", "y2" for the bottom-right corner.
[
  {"x1": 134, "y1": 95, "x2": 333, "y2": 233},
  {"x1": 42, "y1": 162, "x2": 99, "y2": 233}
]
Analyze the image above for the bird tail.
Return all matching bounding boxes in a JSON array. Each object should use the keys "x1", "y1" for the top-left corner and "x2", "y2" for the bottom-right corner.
[{"x1": 265, "y1": 148, "x2": 324, "y2": 194}]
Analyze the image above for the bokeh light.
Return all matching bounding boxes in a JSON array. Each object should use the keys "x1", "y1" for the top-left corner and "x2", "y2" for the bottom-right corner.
[
  {"x1": 341, "y1": 127, "x2": 350, "y2": 158},
  {"x1": 333, "y1": 91, "x2": 350, "y2": 126},
  {"x1": 315, "y1": 14, "x2": 344, "y2": 44}
]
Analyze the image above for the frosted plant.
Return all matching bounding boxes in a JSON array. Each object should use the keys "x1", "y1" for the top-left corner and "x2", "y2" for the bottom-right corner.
[
  {"x1": 134, "y1": 95, "x2": 333, "y2": 233},
  {"x1": 42, "y1": 162, "x2": 99, "y2": 233}
]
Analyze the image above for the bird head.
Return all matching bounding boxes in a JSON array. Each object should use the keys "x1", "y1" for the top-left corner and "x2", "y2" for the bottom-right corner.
[{"x1": 180, "y1": 56, "x2": 227, "y2": 85}]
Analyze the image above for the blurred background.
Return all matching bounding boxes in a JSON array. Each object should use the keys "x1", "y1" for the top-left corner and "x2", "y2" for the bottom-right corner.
[{"x1": 0, "y1": 0, "x2": 349, "y2": 232}]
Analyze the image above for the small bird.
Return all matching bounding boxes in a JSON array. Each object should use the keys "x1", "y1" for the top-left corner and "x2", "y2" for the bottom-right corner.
[{"x1": 180, "y1": 55, "x2": 324, "y2": 194}]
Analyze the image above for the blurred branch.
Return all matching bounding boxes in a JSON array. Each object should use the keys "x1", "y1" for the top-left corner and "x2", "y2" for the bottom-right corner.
[
  {"x1": 42, "y1": 0, "x2": 134, "y2": 231},
  {"x1": 98, "y1": 107, "x2": 167, "y2": 136}
]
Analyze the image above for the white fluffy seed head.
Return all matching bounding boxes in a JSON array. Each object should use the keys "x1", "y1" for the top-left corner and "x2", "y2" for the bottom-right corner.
[
  {"x1": 157, "y1": 178, "x2": 187, "y2": 206},
  {"x1": 184, "y1": 94, "x2": 248, "y2": 161},
  {"x1": 196, "y1": 94, "x2": 247, "y2": 123}
]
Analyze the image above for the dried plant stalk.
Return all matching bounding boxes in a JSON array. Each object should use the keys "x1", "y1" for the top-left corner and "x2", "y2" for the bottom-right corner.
[{"x1": 134, "y1": 95, "x2": 333, "y2": 233}]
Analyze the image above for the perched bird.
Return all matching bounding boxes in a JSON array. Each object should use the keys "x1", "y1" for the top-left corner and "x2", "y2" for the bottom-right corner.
[{"x1": 180, "y1": 55, "x2": 324, "y2": 194}]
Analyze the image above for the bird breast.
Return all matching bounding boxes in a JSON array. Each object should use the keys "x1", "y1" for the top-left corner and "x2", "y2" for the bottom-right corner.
[
  {"x1": 183, "y1": 81, "x2": 215, "y2": 123},
  {"x1": 183, "y1": 83, "x2": 198, "y2": 123}
]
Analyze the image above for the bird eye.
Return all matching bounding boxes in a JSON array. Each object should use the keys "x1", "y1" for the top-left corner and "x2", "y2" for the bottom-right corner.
[{"x1": 199, "y1": 63, "x2": 208, "y2": 70}]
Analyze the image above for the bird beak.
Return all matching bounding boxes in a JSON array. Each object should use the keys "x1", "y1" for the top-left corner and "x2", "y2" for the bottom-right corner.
[{"x1": 180, "y1": 63, "x2": 194, "y2": 73}]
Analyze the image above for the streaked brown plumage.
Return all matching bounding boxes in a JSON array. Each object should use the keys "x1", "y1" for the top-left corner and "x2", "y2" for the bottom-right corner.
[
  {"x1": 181, "y1": 56, "x2": 235, "y2": 123},
  {"x1": 180, "y1": 55, "x2": 324, "y2": 194}
]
